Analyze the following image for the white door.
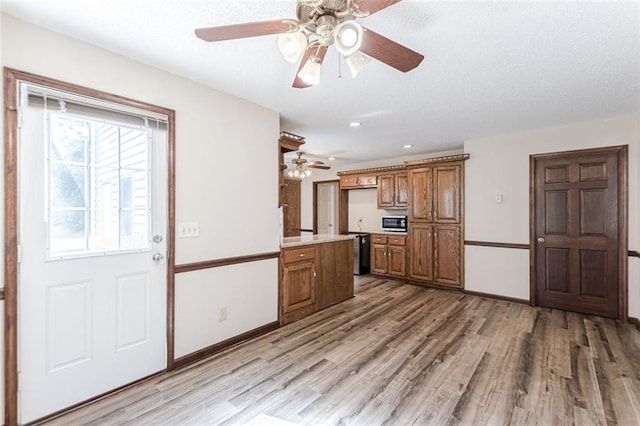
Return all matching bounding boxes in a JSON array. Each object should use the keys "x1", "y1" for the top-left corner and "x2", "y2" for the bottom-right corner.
[
  {"x1": 17, "y1": 83, "x2": 168, "y2": 423},
  {"x1": 317, "y1": 182, "x2": 338, "y2": 234}
]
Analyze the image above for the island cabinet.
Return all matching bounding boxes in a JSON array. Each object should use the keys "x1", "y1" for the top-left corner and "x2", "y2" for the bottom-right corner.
[
  {"x1": 280, "y1": 246, "x2": 316, "y2": 324},
  {"x1": 377, "y1": 172, "x2": 408, "y2": 209},
  {"x1": 371, "y1": 234, "x2": 406, "y2": 278},
  {"x1": 280, "y1": 236, "x2": 354, "y2": 325},
  {"x1": 407, "y1": 155, "x2": 467, "y2": 289}
]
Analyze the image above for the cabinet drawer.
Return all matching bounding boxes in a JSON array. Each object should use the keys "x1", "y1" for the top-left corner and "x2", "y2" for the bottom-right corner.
[
  {"x1": 388, "y1": 235, "x2": 406, "y2": 246},
  {"x1": 372, "y1": 235, "x2": 387, "y2": 244},
  {"x1": 282, "y1": 246, "x2": 316, "y2": 264}
]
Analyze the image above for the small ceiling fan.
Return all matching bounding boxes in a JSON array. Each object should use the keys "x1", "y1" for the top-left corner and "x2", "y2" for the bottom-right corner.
[
  {"x1": 287, "y1": 152, "x2": 331, "y2": 179},
  {"x1": 195, "y1": 0, "x2": 424, "y2": 87}
]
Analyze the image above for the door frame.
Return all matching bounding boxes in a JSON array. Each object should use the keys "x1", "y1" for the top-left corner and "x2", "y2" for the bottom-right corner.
[
  {"x1": 3, "y1": 68, "x2": 176, "y2": 425},
  {"x1": 529, "y1": 145, "x2": 628, "y2": 320},
  {"x1": 312, "y1": 179, "x2": 348, "y2": 234}
]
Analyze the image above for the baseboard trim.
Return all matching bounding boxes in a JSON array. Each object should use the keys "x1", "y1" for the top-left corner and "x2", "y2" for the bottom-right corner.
[
  {"x1": 465, "y1": 240, "x2": 530, "y2": 250},
  {"x1": 463, "y1": 289, "x2": 530, "y2": 305},
  {"x1": 381, "y1": 275, "x2": 531, "y2": 306},
  {"x1": 175, "y1": 251, "x2": 280, "y2": 274},
  {"x1": 173, "y1": 321, "x2": 280, "y2": 370},
  {"x1": 629, "y1": 317, "x2": 640, "y2": 331},
  {"x1": 28, "y1": 371, "x2": 164, "y2": 425}
]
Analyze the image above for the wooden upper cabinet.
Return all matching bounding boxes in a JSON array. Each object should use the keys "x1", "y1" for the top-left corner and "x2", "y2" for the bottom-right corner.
[
  {"x1": 433, "y1": 165, "x2": 461, "y2": 224},
  {"x1": 377, "y1": 174, "x2": 395, "y2": 208},
  {"x1": 408, "y1": 167, "x2": 433, "y2": 222},
  {"x1": 395, "y1": 173, "x2": 409, "y2": 207},
  {"x1": 378, "y1": 172, "x2": 408, "y2": 209},
  {"x1": 340, "y1": 174, "x2": 377, "y2": 189}
]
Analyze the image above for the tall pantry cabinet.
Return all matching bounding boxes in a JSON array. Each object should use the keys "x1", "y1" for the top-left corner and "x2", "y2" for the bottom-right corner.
[{"x1": 407, "y1": 155, "x2": 468, "y2": 288}]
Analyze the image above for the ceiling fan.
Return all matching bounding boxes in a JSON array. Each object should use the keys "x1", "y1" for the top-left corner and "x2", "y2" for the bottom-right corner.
[
  {"x1": 287, "y1": 152, "x2": 331, "y2": 179},
  {"x1": 195, "y1": 0, "x2": 424, "y2": 87}
]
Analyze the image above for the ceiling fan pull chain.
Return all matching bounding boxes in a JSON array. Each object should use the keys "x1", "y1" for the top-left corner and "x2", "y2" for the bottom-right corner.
[{"x1": 338, "y1": 53, "x2": 343, "y2": 78}]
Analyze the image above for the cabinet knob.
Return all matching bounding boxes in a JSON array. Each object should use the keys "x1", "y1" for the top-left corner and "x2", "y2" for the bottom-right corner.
[
  {"x1": 299, "y1": 253, "x2": 305, "y2": 257},
  {"x1": 537, "y1": 237, "x2": 545, "y2": 243}
]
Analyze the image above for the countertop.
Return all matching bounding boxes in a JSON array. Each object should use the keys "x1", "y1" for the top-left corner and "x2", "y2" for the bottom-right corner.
[{"x1": 281, "y1": 234, "x2": 355, "y2": 248}]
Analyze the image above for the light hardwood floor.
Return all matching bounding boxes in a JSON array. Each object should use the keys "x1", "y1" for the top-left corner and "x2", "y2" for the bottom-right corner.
[{"x1": 46, "y1": 276, "x2": 640, "y2": 425}]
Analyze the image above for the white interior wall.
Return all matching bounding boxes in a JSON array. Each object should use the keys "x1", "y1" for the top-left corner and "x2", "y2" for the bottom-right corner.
[
  {"x1": 1, "y1": 12, "x2": 280, "y2": 379},
  {"x1": 464, "y1": 114, "x2": 639, "y2": 316},
  {"x1": 175, "y1": 260, "x2": 278, "y2": 358}
]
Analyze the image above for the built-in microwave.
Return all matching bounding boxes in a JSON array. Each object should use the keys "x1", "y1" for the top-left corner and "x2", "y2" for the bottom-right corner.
[{"x1": 381, "y1": 215, "x2": 407, "y2": 232}]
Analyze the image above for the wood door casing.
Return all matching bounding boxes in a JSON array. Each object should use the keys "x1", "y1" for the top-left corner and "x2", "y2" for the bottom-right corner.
[{"x1": 531, "y1": 146, "x2": 628, "y2": 319}]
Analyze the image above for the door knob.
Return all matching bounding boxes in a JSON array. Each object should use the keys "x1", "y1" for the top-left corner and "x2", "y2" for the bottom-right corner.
[
  {"x1": 152, "y1": 253, "x2": 164, "y2": 262},
  {"x1": 537, "y1": 237, "x2": 545, "y2": 243}
]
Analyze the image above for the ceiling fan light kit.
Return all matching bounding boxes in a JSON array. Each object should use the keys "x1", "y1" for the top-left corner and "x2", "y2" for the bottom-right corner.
[
  {"x1": 298, "y1": 54, "x2": 323, "y2": 85},
  {"x1": 195, "y1": 0, "x2": 424, "y2": 88},
  {"x1": 277, "y1": 31, "x2": 308, "y2": 63}
]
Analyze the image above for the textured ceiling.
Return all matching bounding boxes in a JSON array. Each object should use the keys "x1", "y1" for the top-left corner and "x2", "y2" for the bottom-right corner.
[{"x1": 2, "y1": 0, "x2": 639, "y2": 165}]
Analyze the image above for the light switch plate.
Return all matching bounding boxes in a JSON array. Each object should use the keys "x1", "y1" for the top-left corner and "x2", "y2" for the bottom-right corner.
[{"x1": 178, "y1": 222, "x2": 199, "y2": 238}]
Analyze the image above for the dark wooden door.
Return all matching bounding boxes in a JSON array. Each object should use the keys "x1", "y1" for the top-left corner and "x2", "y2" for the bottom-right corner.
[{"x1": 533, "y1": 148, "x2": 624, "y2": 318}]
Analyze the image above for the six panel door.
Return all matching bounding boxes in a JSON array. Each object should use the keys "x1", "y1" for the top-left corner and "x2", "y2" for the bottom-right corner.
[{"x1": 534, "y1": 150, "x2": 620, "y2": 318}]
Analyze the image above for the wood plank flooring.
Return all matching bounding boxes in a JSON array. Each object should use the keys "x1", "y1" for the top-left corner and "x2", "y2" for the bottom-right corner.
[{"x1": 46, "y1": 276, "x2": 640, "y2": 425}]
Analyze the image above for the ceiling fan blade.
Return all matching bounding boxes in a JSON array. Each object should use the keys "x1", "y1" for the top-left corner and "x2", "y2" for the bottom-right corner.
[
  {"x1": 195, "y1": 19, "x2": 295, "y2": 42},
  {"x1": 359, "y1": 27, "x2": 424, "y2": 72},
  {"x1": 350, "y1": 0, "x2": 403, "y2": 16},
  {"x1": 308, "y1": 164, "x2": 331, "y2": 170},
  {"x1": 292, "y1": 44, "x2": 328, "y2": 89}
]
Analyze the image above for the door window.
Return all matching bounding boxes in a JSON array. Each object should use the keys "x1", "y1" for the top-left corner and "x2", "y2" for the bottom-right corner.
[{"x1": 47, "y1": 112, "x2": 151, "y2": 259}]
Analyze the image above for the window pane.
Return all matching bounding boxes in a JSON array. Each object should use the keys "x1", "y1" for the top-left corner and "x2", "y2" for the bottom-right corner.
[
  {"x1": 50, "y1": 209, "x2": 85, "y2": 254},
  {"x1": 50, "y1": 114, "x2": 88, "y2": 163},
  {"x1": 51, "y1": 163, "x2": 85, "y2": 208},
  {"x1": 48, "y1": 114, "x2": 151, "y2": 258}
]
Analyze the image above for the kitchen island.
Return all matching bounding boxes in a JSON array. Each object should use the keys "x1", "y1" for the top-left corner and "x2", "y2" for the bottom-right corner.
[{"x1": 279, "y1": 234, "x2": 354, "y2": 325}]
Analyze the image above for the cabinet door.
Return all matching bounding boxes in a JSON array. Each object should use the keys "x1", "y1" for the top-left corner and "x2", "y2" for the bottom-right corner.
[
  {"x1": 433, "y1": 225, "x2": 462, "y2": 287},
  {"x1": 377, "y1": 174, "x2": 395, "y2": 208},
  {"x1": 282, "y1": 261, "x2": 315, "y2": 313},
  {"x1": 408, "y1": 224, "x2": 433, "y2": 282},
  {"x1": 283, "y1": 178, "x2": 301, "y2": 236},
  {"x1": 388, "y1": 245, "x2": 406, "y2": 278},
  {"x1": 371, "y1": 243, "x2": 389, "y2": 275},
  {"x1": 433, "y1": 165, "x2": 461, "y2": 223},
  {"x1": 395, "y1": 173, "x2": 409, "y2": 207},
  {"x1": 408, "y1": 168, "x2": 433, "y2": 222}
]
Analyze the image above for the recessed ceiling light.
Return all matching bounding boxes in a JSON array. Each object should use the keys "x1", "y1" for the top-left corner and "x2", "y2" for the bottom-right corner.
[
  {"x1": 403, "y1": 144, "x2": 413, "y2": 149},
  {"x1": 348, "y1": 121, "x2": 362, "y2": 127},
  {"x1": 328, "y1": 157, "x2": 336, "y2": 161}
]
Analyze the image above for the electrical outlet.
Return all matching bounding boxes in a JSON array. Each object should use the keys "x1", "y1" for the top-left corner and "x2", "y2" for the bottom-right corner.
[
  {"x1": 495, "y1": 194, "x2": 503, "y2": 204},
  {"x1": 178, "y1": 222, "x2": 200, "y2": 238},
  {"x1": 218, "y1": 307, "x2": 227, "y2": 322}
]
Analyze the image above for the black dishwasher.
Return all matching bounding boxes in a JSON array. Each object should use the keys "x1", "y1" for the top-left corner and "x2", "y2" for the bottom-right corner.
[{"x1": 353, "y1": 234, "x2": 371, "y2": 275}]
